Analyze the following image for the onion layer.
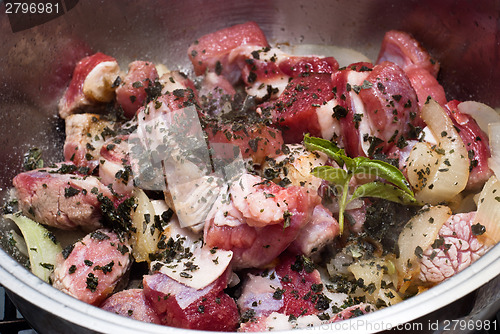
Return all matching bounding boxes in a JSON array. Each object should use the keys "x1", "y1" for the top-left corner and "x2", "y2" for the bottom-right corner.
[
  {"x1": 407, "y1": 99, "x2": 469, "y2": 204},
  {"x1": 488, "y1": 122, "x2": 500, "y2": 178},
  {"x1": 458, "y1": 101, "x2": 500, "y2": 136},
  {"x1": 130, "y1": 188, "x2": 161, "y2": 262},
  {"x1": 473, "y1": 175, "x2": 500, "y2": 246},
  {"x1": 396, "y1": 205, "x2": 451, "y2": 287}
]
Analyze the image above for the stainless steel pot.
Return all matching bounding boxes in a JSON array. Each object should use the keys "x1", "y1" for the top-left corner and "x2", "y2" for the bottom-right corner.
[{"x1": 1, "y1": 1, "x2": 499, "y2": 333}]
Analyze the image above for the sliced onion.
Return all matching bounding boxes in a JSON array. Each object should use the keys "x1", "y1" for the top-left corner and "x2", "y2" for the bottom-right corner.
[
  {"x1": 396, "y1": 205, "x2": 451, "y2": 286},
  {"x1": 277, "y1": 43, "x2": 372, "y2": 67},
  {"x1": 458, "y1": 101, "x2": 500, "y2": 137},
  {"x1": 4, "y1": 213, "x2": 63, "y2": 283},
  {"x1": 407, "y1": 99, "x2": 469, "y2": 204},
  {"x1": 130, "y1": 188, "x2": 161, "y2": 263},
  {"x1": 473, "y1": 175, "x2": 500, "y2": 246},
  {"x1": 349, "y1": 258, "x2": 386, "y2": 290},
  {"x1": 488, "y1": 122, "x2": 500, "y2": 178}
]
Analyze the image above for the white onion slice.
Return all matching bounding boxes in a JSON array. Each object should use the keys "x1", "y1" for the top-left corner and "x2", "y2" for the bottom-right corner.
[
  {"x1": 473, "y1": 175, "x2": 500, "y2": 246},
  {"x1": 130, "y1": 188, "x2": 161, "y2": 263},
  {"x1": 458, "y1": 101, "x2": 500, "y2": 136},
  {"x1": 277, "y1": 43, "x2": 372, "y2": 67},
  {"x1": 407, "y1": 99, "x2": 469, "y2": 204},
  {"x1": 488, "y1": 122, "x2": 500, "y2": 178},
  {"x1": 396, "y1": 205, "x2": 451, "y2": 285}
]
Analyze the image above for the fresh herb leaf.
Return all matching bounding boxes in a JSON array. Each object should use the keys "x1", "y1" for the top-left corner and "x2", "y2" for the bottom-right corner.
[{"x1": 305, "y1": 135, "x2": 419, "y2": 234}]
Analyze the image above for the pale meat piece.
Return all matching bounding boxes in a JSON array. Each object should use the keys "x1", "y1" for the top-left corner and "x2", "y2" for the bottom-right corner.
[
  {"x1": 115, "y1": 60, "x2": 160, "y2": 119},
  {"x1": 288, "y1": 204, "x2": 340, "y2": 256},
  {"x1": 98, "y1": 134, "x2": 134, "y2": 196},
  {"x1": 64, "y1": 113, "x2": 119, "y2": 171},
  {"x1": 52, "y1": 229, "x2": 131, "y2": 306},
  {"x1": 100, "y1": 289, "x2": 161, "y2": 324},
  {"x1": 143, "y1": 269, "x2": 239, "y2": 331},
  {"x1": 13, "y1": 164, "x2": 116, "y2": 231},
  {"x1": 237, "y1": 253, "x2": 329, "y2": 319},
  {"x1": 58, "y1": 52, "x2": 120, "y2": 119},
  {"x1": 418, "y1": 212, "x2": 490, "y2": 283},
  {"x1": 204, "y1": 173, "x2": 321, "y2": 269}
]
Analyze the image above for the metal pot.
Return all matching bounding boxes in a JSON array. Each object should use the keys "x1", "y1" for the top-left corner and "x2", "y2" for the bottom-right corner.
[{"x1": 1, "y1": 1, "x2": 499, "y2": 333}]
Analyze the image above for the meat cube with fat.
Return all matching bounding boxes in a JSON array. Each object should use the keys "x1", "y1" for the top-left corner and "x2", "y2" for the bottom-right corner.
[
  {"x1": 98, "y1": 134, "x2": 134, "y2": 196},
  {"x1": 358, "y1": 61, "x2": 419, "y2": 154},
  {"x1": 206, "y1": 123, "x2": 284, "y2": 165},
  {"x1": 52, "y1": 229, "x2": 132, "y2": 305},
  {"x1": 238, "y1": 253, "x2": 330, "y2": 319},
  {"x1": 376, "y1": 30, "x2": 446, "y2": 110},
  {"x1": 332, "y1": 61, "x2": 419, "y2": 157},
  {"x1": 444, "y1": 100, "x2": 492, "y2": 190},
  {"x1": 204, "y1": 173, "x2": 321, "y2": 269},
  {"x1": 288, "y1": 204, "x2": 340, "y2": 256},
  {"x1": 143, "y1": 269, "x2": 239, "y2": 331},
  {"x1": 187, "y1": 21, "x2": 269, "y2": 79},
  {"x1": 13, "y1": 164, "x2": 117, "y2": 231},
  {"x1": 64, "y1": 113, "x2": 120, "y2": 172},
  {"x1": 266, "y1": 73, "x2": 335, "y2": 143},
  {"x1": 100, "y1": 289, "x2": 161, "y2": 324},
  {"x1": 59, "y1": 52, "x2": 120, "y2": 119}
]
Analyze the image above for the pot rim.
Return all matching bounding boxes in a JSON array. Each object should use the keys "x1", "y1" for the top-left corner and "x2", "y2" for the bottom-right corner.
[{"x1": 1, "y1": 242, "x2": 499, "y2": 333}]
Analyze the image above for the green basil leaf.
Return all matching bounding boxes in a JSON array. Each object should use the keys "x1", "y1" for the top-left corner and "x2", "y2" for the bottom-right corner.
[
  {"x1": 350, "y1": 181, "x2": 419, "y2": 205},
  {"x1": 312, "y1": 166, "x2": 350, "y2": 185},
  {"x1": 304, "y1": 134, "x2": 345, "y2": 166},
  {"x1": 354, "y1": 159, "x2": 413, "y2": 195}
]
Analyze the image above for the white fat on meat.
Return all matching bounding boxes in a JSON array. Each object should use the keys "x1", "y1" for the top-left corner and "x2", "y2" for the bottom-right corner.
[
  {"x1": 347, "y1": 70, "x2": 371, "y2": 156},
  {"x1": 230, "y1": 45, "x2": 290, "y2": 99},
  {"x1": 316, "y1": 99, "x2": 342, "y2": 141},
  {"x1": 153, "y1": 245, "x2": 233, "y2": 291},
  {"x1": 150, "y1": 200, "x2": 233, "y2": 290},
  {"x1": 289, "y1": 204, "x2": 339, "y2": 256},
  {"x1": 272, "y1": 144, "x2": 328, "y2": 193},
  {"x1": 237, "y1": 271, "x2": 284, "y2": 316},
  {"x1": 82, "y1": 60, "x2": 121, "y2": 103}
]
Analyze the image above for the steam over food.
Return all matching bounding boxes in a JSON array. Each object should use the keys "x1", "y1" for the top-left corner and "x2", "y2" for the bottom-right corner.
[{"x1": 3, "y1": 21, "x2": 499, "y2": 332}]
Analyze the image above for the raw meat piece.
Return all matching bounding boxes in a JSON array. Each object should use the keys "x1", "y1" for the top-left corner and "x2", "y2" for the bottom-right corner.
[
  {"x1": 52, "y1": 229, "x2": 131, "y2": 305},
  {"x1": 59, "y1": 52, "x2": 120, "y2": 119},
  {"x1": 204, "y1": 173, "x2": 320, "y2": 269},
  {"x1": 13, "y1": 165, "x2": 116, "y2": 231},
  {"x1": 116, "y1": 61, "x2": 160, "y2": 118},
  {"x1": 63, "y1": 113, "x2": 119, "y2": 172},
  {"x1": 100, "y1": 289, "x2": 162, "y2": 324},
  {"x1": 143, "y1": 269, "x2": 239, "y2": 331},
  {"x1": 187, "y1": 21, "x2": 269, "y2": 79}
]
